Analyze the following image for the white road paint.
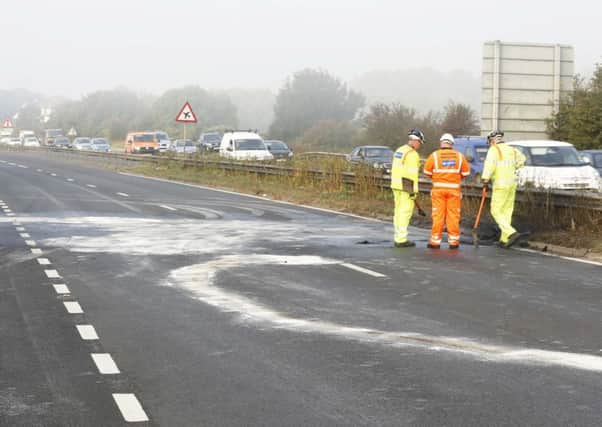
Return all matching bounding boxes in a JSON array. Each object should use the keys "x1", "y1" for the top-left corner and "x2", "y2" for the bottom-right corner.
[
  {"x1": 37, "y1": 258, "x2": 51, "y2": 265},
  {"x1": 516, "y1": 248, "x2": 602, "y2": 268},
  {"x1": 18, "y1": 165, "x2": 28, "y2": 169},
  {"x1": 168, "y1": 260, "x2": 602, "y2": 373},
  {"x1": 340, "y1": 263, "x2": 386, "y2": 278},
  {"x1": 76, "y1": 325, "x2": 99, "y2": 340},
  {"x1": 159, "y1": 204, "x2": 177, "y2": 211},
  {"x1": 36, "y1": 169, "x2": 43, "y2": 172},
  {"x1": 8, "y1": 162, "x2": 16, "y2": 166},
  {"x1": 53, "y1": 284, "x2": 70, "y2": 294},
  {"x1": 6, "y1": 213, "x2": 14, "y2": 217},
  {"x1": 91, "y1": 353, "x2": 120, "y2": 374},
  {"x1": 25, "y1": 240, "x2": 36, "y2": 246},
  {"x1": 112, "y1": 394, "x2": 149, "y2": 423},
  {"x1": 67, "y1": 178, "x2": 74, "y2": 182},
  {"x1": 31, "y1": 248, "x2": 43, "y2": 255},
  {"x1": 20, "y1": 233, "x2": 31, "y2": 238},
  {"x1": 50, "y1": 173, "x2": 57, "y2": 177},
  {"x1": 64, "y1": 301, "x2": 84, "y2": 314},
  {"x1": 86, "y1": 184, "x2": 96, "y2": 188},
  {"x1": 116, "y1": 192, "x2": 129, "y2": 197},
  {"x1": 44, "y1": 269, "x2": 61, "y2": 279},
  {"x1": 16, "y1": 227, "x2": 25, "y2": 232}
]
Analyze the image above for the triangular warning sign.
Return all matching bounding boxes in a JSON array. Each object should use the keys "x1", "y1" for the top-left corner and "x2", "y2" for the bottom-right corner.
[
  {"x1": 3, "y1": 119, "x2": 13, "y2": 128},
  {"x1": 175, "y1": 102, "x2": 198, "y2": 123}
]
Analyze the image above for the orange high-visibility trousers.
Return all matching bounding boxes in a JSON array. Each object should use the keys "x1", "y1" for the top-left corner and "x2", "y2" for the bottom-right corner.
[{"x1": 429, "y1": 188, "x2": 462, "y2": 246}]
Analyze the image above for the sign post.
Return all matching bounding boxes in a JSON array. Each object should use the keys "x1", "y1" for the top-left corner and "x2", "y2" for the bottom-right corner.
[{"x1": 175, "y1": 101, "x2": 198, "y2": 140}]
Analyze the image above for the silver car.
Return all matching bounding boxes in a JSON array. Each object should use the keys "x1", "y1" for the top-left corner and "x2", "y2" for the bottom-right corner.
[
  {"x1": 72, "y1": 137, "x2": 92, "y2": 151},
  {"x1": 170, "y1": 139, "x2": 198, "y2": 154},
  {"x1": 90, "y1": 138, "x2": 111, "y2": 153}
]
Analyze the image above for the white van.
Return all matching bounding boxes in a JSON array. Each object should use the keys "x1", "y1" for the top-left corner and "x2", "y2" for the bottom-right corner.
[
  {"x1": 506, "y1": 140, "x2": 601, "y2": 192},
  {"x1": 219, "y1": 131, "x2": 274, "y2": 161}
]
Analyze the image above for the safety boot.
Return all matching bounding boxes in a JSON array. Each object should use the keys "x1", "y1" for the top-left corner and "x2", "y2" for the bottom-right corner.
[
  {"x1": 449, "y1": 244, "x2": 460, "y2": 250},
  {"x1": 426, "y1": 243, "x2": 440, "y2": 249},
  {"x1": 501, "y1": 232, "x2": 521, "y2": 249},
  {"x1": 395, "y1": 241, "x2": 416, "y2": 248}
]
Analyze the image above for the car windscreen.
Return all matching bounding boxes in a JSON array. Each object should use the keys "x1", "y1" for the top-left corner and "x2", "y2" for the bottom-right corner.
[
  {"x1": 133, "y1": 134, "x2": 155, "y2": 142},
  {"x1": 203, "y1": 134, "x2": 221, "y2": 143},
  {"x1": 76, "y1": 139, "x2": 91, "y2": 144},
  {"x1": 593, "y1": 154, "x2": 602, "y2": 167},
  {"x1": 235, "y1": 139, "x2": 265, "y2": 150},
  {"x1": 92, "y1": 139, "x2": 108, "y2": 145},
  {"x1": 527, "y1": 146, "x2": 584, "y2": 167},
  {"x1": 268, "y1": 142, "x2": 288, "y2": 150},
  {"x1": 365, "y1": 148, "x2": 393, "y2": 158},
  {"x1": 185, "y1": 141, "x2": 194, "y2": 147},
  {"x1": 475, "y1": 146, "x2": 489, "y2": 162}
]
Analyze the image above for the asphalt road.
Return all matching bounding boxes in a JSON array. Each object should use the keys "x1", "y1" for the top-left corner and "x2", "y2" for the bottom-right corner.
[{"x1": 1, "y1": 150, "x2": 602, "y2": 427}]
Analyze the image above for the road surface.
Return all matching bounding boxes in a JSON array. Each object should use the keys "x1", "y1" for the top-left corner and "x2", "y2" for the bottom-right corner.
[{"x1": 1, "y1": 150, "x2": 601, "y2": 426}]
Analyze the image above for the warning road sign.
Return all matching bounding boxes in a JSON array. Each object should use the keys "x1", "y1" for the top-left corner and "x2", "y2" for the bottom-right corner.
[
  {"x1": 68, "y1": 127, "x2": 78, "y2": 137},
  {"x1": 3, "y1": 119, "x2": 13, "y2": 128},
  {"x1": 175, "y1": 102, "x2": 197, "y2": 123}
]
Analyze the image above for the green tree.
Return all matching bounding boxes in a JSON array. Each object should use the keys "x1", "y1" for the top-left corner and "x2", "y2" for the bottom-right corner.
[
  {"x1": 440, "y1": 101, "x2": 480, "y2": 136},
  {"x1": 547, "y1": 64, "x2": 602, "y2": 149},
  {"x1": 270, "y1": 69, "x2": 365, "y2": 141},
  {"x1": 291, "y1": 120, "x2": 360, "y2": 153}
]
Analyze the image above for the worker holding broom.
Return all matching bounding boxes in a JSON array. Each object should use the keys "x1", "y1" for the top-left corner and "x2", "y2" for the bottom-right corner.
[
  {"x1": 390, "y1": 129, "x2": 424, "y2": 248},
  {"x1": 481, "y1": 130, "x2": 526, "y2": 248},
  {"x1": 423, "y1": 133, "x2": 471, "y2": 249}
]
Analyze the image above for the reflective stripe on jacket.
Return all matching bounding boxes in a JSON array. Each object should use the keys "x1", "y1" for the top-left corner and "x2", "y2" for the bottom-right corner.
[
  {"x1": 481, "y1": 144, "x2": 526, "y2": 188},
  {"x1": 391, "y1": 144, "x2": 420, "y2": 193},
  {"x1": 423, "y1": 148, "x2": 470, "y2": 189}
]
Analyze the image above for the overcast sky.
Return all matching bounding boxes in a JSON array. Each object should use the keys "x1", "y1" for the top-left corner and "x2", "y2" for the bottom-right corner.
[{"x1": 2, "y1": 0, "x2": 600, "y2": 98}]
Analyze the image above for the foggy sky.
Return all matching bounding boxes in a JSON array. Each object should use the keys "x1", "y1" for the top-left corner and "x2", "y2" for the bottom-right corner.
[{"x1": 3, "y1": 0, "x2": 600, "y2": 98}]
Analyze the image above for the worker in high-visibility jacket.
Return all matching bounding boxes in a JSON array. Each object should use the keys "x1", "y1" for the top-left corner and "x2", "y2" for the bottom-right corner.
[
  {"x1": 423, "y1": 133, "x2": 471, "y2": 249},
  {"x1": 390, "y1": 129, "x2": 424, "y2": 248},
  {"x1": 481, "y1": 130, "x2": 526, "y2": 248}
]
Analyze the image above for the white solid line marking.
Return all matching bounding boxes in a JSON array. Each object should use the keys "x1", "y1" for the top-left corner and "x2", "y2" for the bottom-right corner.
[
  {"x1": 516, "y1": 248, "x2": 602, "y2": 267},
  {"x1": 91, "y1": 353, "x2": 120, "y2": 374},
  {"x1": 20, "y1": 233, "x2": 31, "y2": 238},
  {"x1": 112, "y1": 394, "x2": 149, "y2": 423},
  {"x1": 16, "y1": 227, "x2": 25, "y2": 232},
  {"x1": 53, "y1": 284, "x2": 70, "y2": 294},
  {"x1": 159, "y1": 204, "x2": 177, "y2": 211},
  {"x1": 37, "y1": 258, "x2": 51, "y2": 265},
  {"x1": 340, "y1": 263, "x2": 386, "y2": 278},
  {"x1": 76, "y1": 325, "x2": 99, "y2": 340},
  {"x1": 25, "y1": 240, "x2": 37, "y2": 246},
  {"x1": 86, "y1": 184, "x2": 96, "y2": 188},
  {"x1": 116, "y1": 192, "x2": 129, "y2": 197},
  {"x1": 44, "y1": 269, "x2": 61, "y2": 279},
  {"x1": 64, "y1": 301, "x2": 84, "y2": 314},
  {"x1": 31, "y1": 248, "x2": 43, "y2": 255}
]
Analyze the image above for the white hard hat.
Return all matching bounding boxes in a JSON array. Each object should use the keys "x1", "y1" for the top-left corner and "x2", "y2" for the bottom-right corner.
[{"x1": 440, "y1": 133, "x2": 455, "y2": 144}]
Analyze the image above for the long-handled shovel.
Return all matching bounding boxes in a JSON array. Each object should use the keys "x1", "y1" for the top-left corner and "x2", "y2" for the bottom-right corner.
[
  {"x1": 414, "y1": 198, "x2": 426, "y2": 217},
  {"x1": 472, "y1": 187, "x2": 488, "y2": 247}
]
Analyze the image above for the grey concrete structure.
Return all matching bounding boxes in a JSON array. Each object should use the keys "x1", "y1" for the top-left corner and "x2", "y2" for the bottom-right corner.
[{"x1": 481, "y1": 41, "x2": 574, "y2": 140}]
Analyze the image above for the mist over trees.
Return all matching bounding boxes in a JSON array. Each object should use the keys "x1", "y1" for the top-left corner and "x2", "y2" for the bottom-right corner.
[
  {"x1": 547, "y1": 64, "x2": 602, "y2": 149},
  {"x1": 269, "y1": 69, "x2": 365, "y2": 141}
]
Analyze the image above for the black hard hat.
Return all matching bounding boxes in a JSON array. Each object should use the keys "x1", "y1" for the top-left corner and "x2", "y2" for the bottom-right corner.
[{"x1": 408, "y1": 129, "x2": 425, "y2": 143}]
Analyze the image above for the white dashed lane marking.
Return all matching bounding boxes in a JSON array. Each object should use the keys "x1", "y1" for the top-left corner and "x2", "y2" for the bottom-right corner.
[
  {"x1": 64, "y1": 301, "x2": 84, "y2": 314},
  {"x1": 37, "y1": 169, "x2": 43, "y2": 172},
  {"x1": 16, "y1": 227, "x2": 25, "y2": 232},
  {"x1": 31, "y1": 248, "x2": 43, "y2": 255},
  {"x1": 112, "y1": 394, "x2": 149, "y2": 423},
  {"x1": 86, "y1": 184, "x2": 97, "y2": 188},
  {"x1": 91, "y1": 353, "x2": 120, "y2": 374},
  {"x1": 50, "y1": 173, "x2": 57, "y2": 177},
  {"x1": 44, "y1": 269, "x2": 61, "y2": 279},
  {"x1": 37, "y1": 258, "x2": 51, "y2": 265},
  {"x1": 116, "y1": 192, "x2": 129, "y2": 197},
  {"x1": 25, "y1": 240, "x2": 37, "y2": 246},
  {"x1": 159, "y1": 204, "x2": 177, "y2": 211},
  {"x1": 53, "y1": 284, "x2": 70, "y2": 294},
  {"x1": 76, "y1": 325, "x2": 99, "y2": 340},
  {"x1": 20, "y1": 233, "x2": 31, "y2": 238},
  {"x1": 67, "y1": 178, "x2": 74, "y2": 182},
  {"x1": 340, "y1": 263, "x2": 386, "y2": 278}
]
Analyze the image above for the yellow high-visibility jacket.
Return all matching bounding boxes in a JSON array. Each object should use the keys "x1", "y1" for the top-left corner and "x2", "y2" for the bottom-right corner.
[
  {"x1": 391, "y1": 144, "x2": 420, "y2": 193},
  {"x1": 482, "y1": 143, "x2": 526, "y2": 188}
]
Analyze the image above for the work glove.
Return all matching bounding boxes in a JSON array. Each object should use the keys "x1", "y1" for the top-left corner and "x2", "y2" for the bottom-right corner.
[
  {"x1": 409, "y1": 193, "x2": 417, "y2": 200},
  {"x1": 481, "y1": 181, "x2": 489, "y2": 191}
]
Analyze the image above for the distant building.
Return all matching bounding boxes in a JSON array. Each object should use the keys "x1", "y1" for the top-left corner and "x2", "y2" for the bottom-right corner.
[{"x1": 481, "y1": 41, "x2": 574, "y2": 140}]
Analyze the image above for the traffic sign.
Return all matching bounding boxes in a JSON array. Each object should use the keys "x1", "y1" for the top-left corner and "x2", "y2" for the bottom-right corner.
[
  {"x1": 3, "y1": 119, "x2": 13, "y2": 128},
  {"x1": 68, "y1": 127, "x2": 78, "y2": 137},
  {"x1": 175, "y1": 102, "x2": 197, "y2": 123}
]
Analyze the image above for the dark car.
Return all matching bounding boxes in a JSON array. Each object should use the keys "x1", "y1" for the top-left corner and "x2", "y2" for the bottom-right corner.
[
  {"x1": 347, "y1": 145, "x2": 394, "y2": 173},
  {"x1": 53, "y1": 136, "x2": 71, "y2": 149},
  {"x1": 199, "y1": 132, "x2": 222, "y2": 152},
  {"x1": 264, "y1": 140, "x2": 293, "y2": 159},
  {"x1": 580, "y1": 150, "x2": 602, "y2": 177}
]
